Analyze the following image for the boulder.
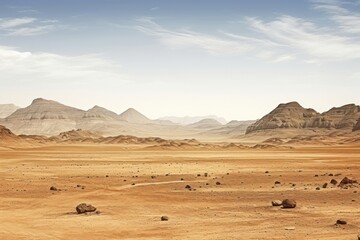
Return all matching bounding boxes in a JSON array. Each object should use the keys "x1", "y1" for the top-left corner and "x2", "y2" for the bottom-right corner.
[
  {"x1": 330, "y1": 179, "x2": 338, "y2": 185},
  {"x1": 282, "y1": 199, "x2": 296, "y2": 208},
  {"x1": 76, "y1": 203, "x2": 97, "y2": 214}
]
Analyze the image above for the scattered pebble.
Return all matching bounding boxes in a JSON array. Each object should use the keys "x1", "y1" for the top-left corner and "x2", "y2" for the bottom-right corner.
[
  {"x1": 336, "y1": 219, "x2": 347, "y2": 225},
  {"x1": 161, "y1": 216, "x2": 169, "y2": 221}
]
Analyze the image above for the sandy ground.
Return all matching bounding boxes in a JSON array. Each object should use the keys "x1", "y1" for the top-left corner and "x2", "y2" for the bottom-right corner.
[{"x1": 0, "y1": 145, "x2": 359, "y2": 239}]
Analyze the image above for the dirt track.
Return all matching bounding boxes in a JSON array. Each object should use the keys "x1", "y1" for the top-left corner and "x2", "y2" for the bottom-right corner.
[{"x1": 0, "y1": 145, "x2": 359, "y2": 239}]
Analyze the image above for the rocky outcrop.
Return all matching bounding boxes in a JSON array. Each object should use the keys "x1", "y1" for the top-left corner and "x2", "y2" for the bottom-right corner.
[
  {"x1": 246, "y1": 102, "x2": 360, "y2": 134},
  {"x1": 353, "y1": 119, "x2": 360, "y2": 131},
  {"x1": 246, "y1": 102, "x2": 319, "y2": 133}
]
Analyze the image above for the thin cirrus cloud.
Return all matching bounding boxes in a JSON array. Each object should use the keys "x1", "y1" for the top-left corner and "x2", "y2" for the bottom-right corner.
[
  {"x1": 0, "y1": 17, "x2": 58, "y2": 36},
  {"x1": 135, "y1": 18, "x2": 292, "y2": 62},
  {"x1": 246, "y1": 15, "x2": 360, "y2": 62},
  {"x1": 0, "y1": 17, "x2": 35, "y2": 28},
  {"x1": 312, "y1": 0, "x2": 360, "y2": 34},
  {"x1": 0, "y1": 45, "x2": 126, "y2": 83},
  {"x1": 135, "y1": 18, "x2": 255, "y2": 55},
  {"x1": 136, "y1": 1, "x2": 360, "y2": 63}
]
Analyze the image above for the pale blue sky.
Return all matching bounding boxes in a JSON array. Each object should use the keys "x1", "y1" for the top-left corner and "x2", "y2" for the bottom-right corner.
[{"x1": 0, "y1": 0, "x2": 359, "y2": 120}]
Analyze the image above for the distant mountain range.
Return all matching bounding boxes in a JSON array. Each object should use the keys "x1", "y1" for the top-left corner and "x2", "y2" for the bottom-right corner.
[
  {"x1": 1, "y1": 98, "x2": 359, "y2": 140},
  {"x1": 0, "y1": 98, "x2": 246, "y2": 139},
  {"x1": 158, "y1": 115, "x2": 227, "y2": 125}
]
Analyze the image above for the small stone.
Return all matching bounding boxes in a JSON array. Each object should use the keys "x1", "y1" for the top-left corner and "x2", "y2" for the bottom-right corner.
[
  {"x1": 285, "y1": 226, "x2": 295, "y2": 230},
  {"x1": 282, "y1": 199, "x2": 296, "y2": 208},
  {"x1": 330, "y1": 179, "x2": 338, "y2": 185},
  {"x1": 322, "y1": 183, "x2": 328, "y2": 188},
  {"x1": 275, "y1": 181, "x2": 281, "y2": 185},
  {"x1": 271, "y1": 200, "x2": 282, "y2": 206},
  {"x1": 216, "y1": 181, "x2": 221, "y2": 185},
  {"x1": 336, "y1": 219, "x2": 347, "y2": 225},
  {"x1": 185, "y1": 185, "x2": 192, "y2": 189},
  {"x1": 316, "y1": 187, "x2": 321, "y2": 190},
  {"x1": 50, "y1": 186, "x2": 57, "y2": 191},
  {"x1": 161, "y1": 216, "x2": 169, "y2": 221}
]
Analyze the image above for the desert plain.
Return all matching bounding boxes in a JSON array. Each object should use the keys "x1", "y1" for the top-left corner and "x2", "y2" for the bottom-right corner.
[{"x1": 1, "y1": 143, "x2": 359, "y2": 240}]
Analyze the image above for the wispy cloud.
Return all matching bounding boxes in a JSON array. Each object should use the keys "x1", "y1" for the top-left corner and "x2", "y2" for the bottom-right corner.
[
  {"x1": 0, "y1": 45, "x2": 126, "y2": 82},
  {"x1": 246, "y1": 15, "x2": 360, "y2": 61},
  {"x1": 135, "y1": 18, "x2": 254, "y2": 55},
  {"x1": 0, "y1": 17, "x2": 59, "y2": 36},
  {"x1": 135, "y1": 1, "x2": 360, "y2": 63},
  {"x1": 6, "y1": 25, "x2": 56, "y2": 36},
  {"x1": 312, "y1": 0, "x2": 360, "y2": 33},
  {"x1": 135, "y1": 18, "x2": 291, "y2": 62},
  {"x1": 0, "y1": 17, "x2": 35, "y2": 29}
]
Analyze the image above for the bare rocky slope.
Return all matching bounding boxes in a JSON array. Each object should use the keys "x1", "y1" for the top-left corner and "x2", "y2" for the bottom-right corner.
[
  {"x1": 246, "y1": 102, "x2": 360, "y2": 134},
  {"x1": 353, "y1": 119, "x2": 360, "y2": 132},
  {"x1": 0, "y1": 104, "x2": 20, "y2": 118}
]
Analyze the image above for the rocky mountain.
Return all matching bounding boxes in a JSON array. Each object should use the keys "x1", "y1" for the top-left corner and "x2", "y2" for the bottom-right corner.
[
  {"x1": 246, "y1": 102, "x2": 360, "y2": 134},
  {"x1": 0, "y1": 104, "x2": 20, "y2": 118},
  {"x1": 312, "y1": 104, "x2": 360, "y2": 129},
  {"x1": 353, "y1": 119, "x2": 360, "y2": 132},
  {"x1": 119, "y1": 108, "x2": 151, "y2": 124},
  {"x1": 83, "y1": 105, "x2": 119, "y2": 120},
  {"x1": 7, "y1": 98, "x2": 85, "y2": 121},
  {"x1": 187, "y1": 118, "x2": 223, "y2": 129},
  {"x1": 3, "y1": 98, "x2": 85, "y2": 136},
  {"x1": 158, "y1": 115, "x2": 227, "y2": 125}
]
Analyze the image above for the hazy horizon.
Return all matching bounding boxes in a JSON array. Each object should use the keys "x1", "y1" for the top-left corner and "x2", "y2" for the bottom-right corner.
[{"x1": 1, "y1": 0, "x2": 360, "y2": 120}]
